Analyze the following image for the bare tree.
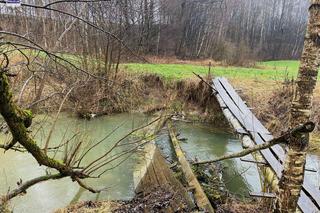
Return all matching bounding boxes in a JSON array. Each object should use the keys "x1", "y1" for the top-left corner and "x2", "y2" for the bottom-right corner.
[
  {"x1": 0, "y1": 0, "x2": 310, "y2": 63},
  {"x1": 0, "y1": 1, "x2": 160, "y2": 209}
]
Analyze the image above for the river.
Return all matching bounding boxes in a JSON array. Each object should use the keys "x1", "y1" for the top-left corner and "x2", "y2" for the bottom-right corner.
[{"x1": 0, "y1": 113, "x2": 319, "y2": 212}]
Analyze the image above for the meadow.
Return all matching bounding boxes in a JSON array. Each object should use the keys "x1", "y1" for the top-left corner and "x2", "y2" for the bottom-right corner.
[{"x1": 123, "y1": 60, "x2": 311, "y2": 81}]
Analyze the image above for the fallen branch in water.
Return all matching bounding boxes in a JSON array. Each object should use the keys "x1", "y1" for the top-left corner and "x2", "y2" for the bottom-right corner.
[
  {"x1": 193, "y1": 122, "x2": 315, "y2": 165},
  {"x1": 1, "y1": 173, "x2": 66, "y2": 203}
]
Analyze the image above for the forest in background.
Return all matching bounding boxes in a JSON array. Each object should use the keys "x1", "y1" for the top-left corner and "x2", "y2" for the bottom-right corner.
[
  {"x1": 1, "y1": 0, "x2": 309, "y2": 65},
  {"x1": 1, "y1": 0, "x2": 320, "y2": 212}
]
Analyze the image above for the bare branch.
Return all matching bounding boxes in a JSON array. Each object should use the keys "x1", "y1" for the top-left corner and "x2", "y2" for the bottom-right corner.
[
  {"x1": 83, "y1": 116, "x2": 164, "y2": 172},
  {"x1": 1, "y1": 173, "x2": 66, "y2": 203},
  {"x1": 194, "y1": 122, "x2": 315, "y2": 165},
  {"x1": 43, "y1": 0, "x2": 111, "y2": 8}
]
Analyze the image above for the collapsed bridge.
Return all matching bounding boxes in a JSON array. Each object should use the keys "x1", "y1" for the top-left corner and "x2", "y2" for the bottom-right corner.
[{"x1": 212, "y1": 77, "x2": 320, "y2": 213}]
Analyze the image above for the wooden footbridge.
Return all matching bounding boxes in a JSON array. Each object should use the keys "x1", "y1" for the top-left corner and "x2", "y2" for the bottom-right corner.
[{"x1": 212, "y1": 77, "x2": 320, "y2": 213}]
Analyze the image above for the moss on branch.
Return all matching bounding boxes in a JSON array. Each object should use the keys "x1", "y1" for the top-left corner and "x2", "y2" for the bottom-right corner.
[{"x1": 0, "y1": 71, "x2": 81, "y2": 177}]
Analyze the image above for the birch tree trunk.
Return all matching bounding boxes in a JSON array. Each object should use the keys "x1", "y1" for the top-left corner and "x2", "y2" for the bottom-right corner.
[{"x1": 275, "y1": 1, "x2": 320, "y2": 212}]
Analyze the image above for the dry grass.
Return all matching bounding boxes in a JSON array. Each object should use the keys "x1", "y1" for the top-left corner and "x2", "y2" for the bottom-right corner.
[
  {"x1": 230, "y1": 78, "x2": 320, "y2": 152},
  {"x1": 145, "y1": 55, "x2": 220, "y2": 67}
]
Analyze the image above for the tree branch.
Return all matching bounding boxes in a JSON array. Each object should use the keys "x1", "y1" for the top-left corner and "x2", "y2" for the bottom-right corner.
[
  {"x1": 43, "y1": 0, "x2": 111, "y2": 8},
  {"x1": 193, "y1": 122, "x2": 315, "y2": 165},
  {"x1": 0, "y1": 72, "x2": 83, "y2": 177},
  {"x1": 1, "y1": 173, "x2": 66, "y2": 203}
]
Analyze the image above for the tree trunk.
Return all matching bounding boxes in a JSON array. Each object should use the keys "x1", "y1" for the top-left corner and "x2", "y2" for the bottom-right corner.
[{"x1": 275, "y1": 1, "x2": 320, "y2": 212}]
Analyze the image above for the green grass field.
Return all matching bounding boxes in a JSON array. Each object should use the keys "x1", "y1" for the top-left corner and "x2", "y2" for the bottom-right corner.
[
  {"x1": 123, "y1": 60, "x2": 312, "y2": 81},
  {"x1": 6, "y1": 46, "x2": 316, "y2": 82}
]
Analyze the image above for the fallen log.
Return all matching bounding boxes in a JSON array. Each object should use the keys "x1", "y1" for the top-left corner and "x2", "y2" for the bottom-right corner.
[
  {"x1": 133, "y1": 113, "x2": 195, "y2": 212},
  {"x1": 167, "y1": 120, "x2": 215, "y2": 213}
]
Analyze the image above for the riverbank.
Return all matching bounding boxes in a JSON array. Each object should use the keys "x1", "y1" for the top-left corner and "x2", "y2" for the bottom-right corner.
[
  {"x1": 56, "y1": 187, "x2": 191, "y2": 213},
  {"x1": 1, "y1": 110, "x2": 281, "y2": 212},
  {"x1": 12, "y1": 60, "x2": 320, "y2": 151},
  {"x1": 123, "y1": 60, "x2": 320, "y2": 151},
  {"x1": 55, "y1": 188, "x2": 270, "y2": 213},
  {"x1": 5, "y1": 57, "x2": 320, "y2": 212}
]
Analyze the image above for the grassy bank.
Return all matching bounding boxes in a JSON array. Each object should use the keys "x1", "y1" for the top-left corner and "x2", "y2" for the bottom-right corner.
[
  {"x1": 14, "y1": 49, "x2": 308, "y2": 81},
  {"x1": 122, "y1": 59, "x2": 320, "y2": 150},
  {"x1": 123, "y1": 60, "x2": 319, "y2": 81}
]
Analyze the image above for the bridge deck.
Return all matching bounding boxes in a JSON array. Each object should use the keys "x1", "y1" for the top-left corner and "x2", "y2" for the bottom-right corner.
[{"x1": 212, "y1": 77, "x2": 320, "y2": 213}]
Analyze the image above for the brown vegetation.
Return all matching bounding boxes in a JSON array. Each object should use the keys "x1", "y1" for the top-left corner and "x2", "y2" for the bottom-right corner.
[
  {"x1": 231, "y1": 79, "x2": 320, "y2": 150},
  {"x1": 217, "y1": 198, "x2": 271, "y2": 213},
  {"x1": 56, "y1": 187, "x2": 191, "y2": 213}
]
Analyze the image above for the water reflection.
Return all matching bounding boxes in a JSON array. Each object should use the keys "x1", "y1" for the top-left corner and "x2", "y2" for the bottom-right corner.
[
  {"x1": 3, "y1": 114, "x2": 315, "y2": 213},
  {"x1": 0, "y1": 113, "x2": 149, "y2": 213},
  {"x1": 174, "y1": 122, "x2": 262, "y2": 197}
]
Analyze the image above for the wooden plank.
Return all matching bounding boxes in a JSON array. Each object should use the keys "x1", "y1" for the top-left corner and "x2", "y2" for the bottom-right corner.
[
  {"x1": 259, "y1": 133, "x2": 318, "y2": 172},
  {"x1": 251, "y1": 133, "x2": 317, "y2": 211},
  {"x1": 301, "y1": 177, "x2": 320, "y2": 209},
  {"x1": 213, "y1": 79, "x2": 256, "y2": 133},
  {"x1": 251, "y1": 123, "x2": 320, "y2": 210},
  {"x1": 216, "y1": 90, "x2": 248, "y2": 135},
  {"x1": 214, "y1": 79, "x2": 268, "y2": 134},
  {"x1": 213, "y1": 78, "x2": 320, "y2": 212},
  {"x1": 217, "y1": 77, "x2": 317, "y2": 168},
  {"x1": 298, "y1": 191, "x2": 319, "y2": 213},
  {"x1": 258, "y1": 132, "x2": 285, "y2": 163},
  {"x1": 240, "y1": 157, "x2": 267, "y2": 165},
  {"x1": 250, "y1": 192, "x2": 276, "y2": 198},
  {"x1": 236, "y1": 128, "x2": 248, "y2": 135},
  {"x1": 250, "y1": 128, "x2": 319, "y2": 212},
  {"x1": 213, "y1": 79, "x2": 243, "y2": 117},
  {"x1": 218, "y1": 77, "x2": 270, "y2": 135},
  {"x1": 218, "y1": 77, "x2": 251, "y2": 114},
  {"x1": 217, "y1": 79, "x2": 287, "y2": 164},
  {"x1": 258, "y1": 135, "x2": 320, "y2": 207}
]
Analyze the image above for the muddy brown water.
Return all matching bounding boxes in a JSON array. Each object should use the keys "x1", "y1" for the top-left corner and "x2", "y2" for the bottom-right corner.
[{"x1": 0, "y1": 113, "x2": 319, "y2": 213}]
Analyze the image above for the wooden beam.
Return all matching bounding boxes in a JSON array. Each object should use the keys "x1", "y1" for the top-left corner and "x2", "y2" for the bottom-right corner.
[
  {"x1": 167, "y1": 121, "x2": 215, "y2": 213},
  {"x1": 240, "y1": 158, "x2": 267, "y2": 165},
  {"x1": 240, "y1": 158, "x2": 316, "y2": 173},
  {"x1": 250, "y1": 192, "x2": 276, "y2": 199}
]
